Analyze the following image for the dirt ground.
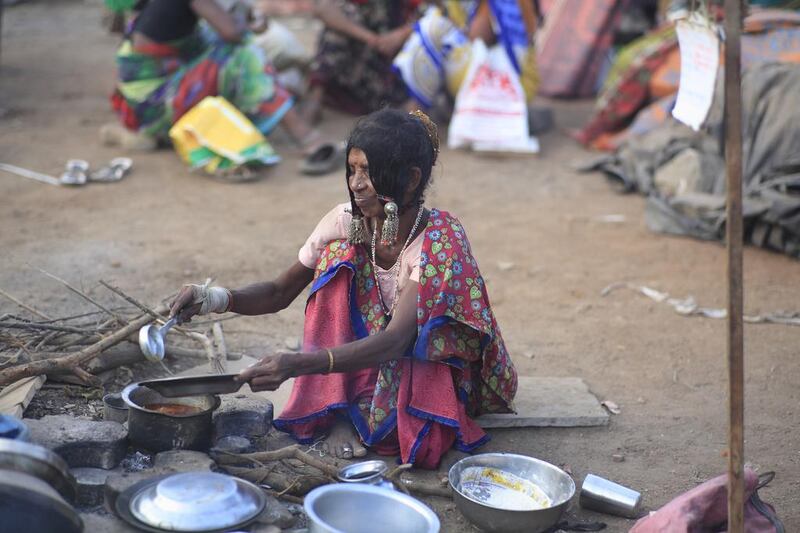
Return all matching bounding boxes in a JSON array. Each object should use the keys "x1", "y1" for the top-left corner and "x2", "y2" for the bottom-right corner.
[{"x1": 2, "y1": 1, "x2": 800, "y2": 531}]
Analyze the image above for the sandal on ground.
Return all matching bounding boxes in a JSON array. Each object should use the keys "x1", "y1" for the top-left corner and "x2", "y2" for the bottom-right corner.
[
  {"x1": 299, "y1": 142, "x2": 346, "y2": 176},
  {"x1": 90, "y1": 157, "x2": 133, "y2": 182}
]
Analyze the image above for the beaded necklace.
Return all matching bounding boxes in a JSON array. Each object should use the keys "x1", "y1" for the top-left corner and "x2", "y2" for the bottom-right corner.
[{"x1": 370, "y1": 205, "x2": 425, "y2": 317}]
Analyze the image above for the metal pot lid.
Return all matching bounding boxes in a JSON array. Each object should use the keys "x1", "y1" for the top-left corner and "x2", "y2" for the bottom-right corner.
[
  {"x1": 0, "y1": 438, "x2": 77, "y2": 502},
  {"x1": 124, "y1": 472, "x2": 265, "y2": 532}
]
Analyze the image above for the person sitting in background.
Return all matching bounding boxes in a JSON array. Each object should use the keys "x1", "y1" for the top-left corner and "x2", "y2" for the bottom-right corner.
[
  {"x1": 169, "y1": 109, "x2": 517, "y2": 468},
  {"x1": 299, "y1": 0, "x2": 422, "y2": 122},
  {"x1": 393, "y1": 0, "x2": 541, "y2": 119},
  {"x1": 108, "y1": 0, "x2": 337, "y2": 169}
]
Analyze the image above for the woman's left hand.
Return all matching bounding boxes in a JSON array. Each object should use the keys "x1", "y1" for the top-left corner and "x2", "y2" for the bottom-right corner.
[{"x1": 238, "y1": 353, "x2": 294, "y2": 391}]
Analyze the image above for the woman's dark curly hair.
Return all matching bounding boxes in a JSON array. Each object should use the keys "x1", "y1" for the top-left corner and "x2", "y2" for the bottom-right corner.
[{"x1": 345, "y1": 109, "x2": 439, "y2": 216}]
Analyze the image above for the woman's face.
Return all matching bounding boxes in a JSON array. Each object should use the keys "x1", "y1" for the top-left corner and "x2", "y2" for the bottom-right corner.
[{"x1": 347, "y1": 148, "x2": 383, "y2": 219}]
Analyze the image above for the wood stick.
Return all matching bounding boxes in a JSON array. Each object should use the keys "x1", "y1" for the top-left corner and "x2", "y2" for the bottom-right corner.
[
  {"x1": 98, "y1": 282, "x2": 225, "y2": 369},
  {"x1": 723, "y1": 1, "x2": 745, "y2": 530},
  {"x1": 222, "y1": 465, "x2": 329, "y2": 496},
  {"x1": 99, "y1": 280, "x2": 161, "y2": 320},
  {"x1": 0, "y1": 322, "x2": 104, "y2": 335},
  {"x1": 402, "y1": 477, "x2": 453, "y2": 499},
  {"x1": 52, "y1": 317, "x2": 117, "y2": 349},
  {"x1": 0, "y1": 288, "x2": 51, "y2": 320},
  {"x1": 214, "y1": 444, "x2": 340, "y2": 477},
  {"x1": 263, "y1": 490, "x2": 303, "y2": 504},
  {"x1": 34, "y1": 267, "x2": 123, "y2": 323},
  {"x1": 0, "y1": 306, "x2": 166, "y2": 386},
  {"x1": 212, "y1": 322, "x2": 227, "y2": 361}
]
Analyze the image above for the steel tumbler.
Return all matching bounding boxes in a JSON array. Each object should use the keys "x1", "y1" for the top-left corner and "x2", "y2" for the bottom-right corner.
[{"x1": 579, "y1": 473, "x2": 642, "y2": 518}]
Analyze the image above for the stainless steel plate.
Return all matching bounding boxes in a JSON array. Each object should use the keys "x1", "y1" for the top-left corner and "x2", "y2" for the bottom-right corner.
[
  {"x1": 116, "y1": 472, "x2": 265, "y2": 533},
  {"x1": 138, "y1": 374, "x2": 244, "y2": 398},
  {"x1": 0, "y1": 438, "x2": 77, "y2": 502}
]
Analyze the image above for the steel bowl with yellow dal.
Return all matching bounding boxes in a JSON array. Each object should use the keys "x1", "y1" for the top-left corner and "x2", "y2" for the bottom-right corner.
[{"x1": 448, "y1": 453, "x2": 576, "y2": 532}]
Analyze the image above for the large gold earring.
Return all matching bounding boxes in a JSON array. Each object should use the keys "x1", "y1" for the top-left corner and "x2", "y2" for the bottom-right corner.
[{"x1": 380, "y1": 201, "x2": 399, "y2": 246}]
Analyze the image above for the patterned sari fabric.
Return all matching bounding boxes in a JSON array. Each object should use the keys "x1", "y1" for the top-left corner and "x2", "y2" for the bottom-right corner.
[
  {"x1": 576, "y1": 9, "x2": 800, "y2": 151},
  {"x1": 274, "y1": 209, "x2": 517, "y2": 469},
  {"x1": 308, "y1": 0, "x2": 417, "y2": 115},
  {"x1": 111, "y1": 31, "x2": 293, "y2": 140}
]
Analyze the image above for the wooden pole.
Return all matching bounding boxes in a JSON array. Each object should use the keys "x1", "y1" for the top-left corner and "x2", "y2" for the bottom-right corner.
[{"x1": 723, "y1": 1, "x2": 745, "y2": 531}]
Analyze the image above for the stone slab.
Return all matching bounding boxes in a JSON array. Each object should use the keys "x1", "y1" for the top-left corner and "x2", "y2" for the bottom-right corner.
[
  {"x1": 214, "y1": 394, "x2": 274, "y2": 439},
  {"x1": 72, "y1": 467, "x2": 111, "y2": 507},
  {"x1": 184, "y1": 374, "x2": 608, "y2": 429},
  {"x1": 25, "y1": 415, "x2": 127, "y2": 469},
  {"x1": 475, "y1": 377, "x2": 609, "y2": 428}
]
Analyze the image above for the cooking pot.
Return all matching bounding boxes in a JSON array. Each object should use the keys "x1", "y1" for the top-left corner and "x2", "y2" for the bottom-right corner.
[{"x1": 122, "y1": 383, "x2": 220, "y2": 452}]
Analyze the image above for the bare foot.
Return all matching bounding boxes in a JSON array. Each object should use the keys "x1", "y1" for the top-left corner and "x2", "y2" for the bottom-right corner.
[{"x1": 322, "y1": 419, "x2": 367, "y2": 459}]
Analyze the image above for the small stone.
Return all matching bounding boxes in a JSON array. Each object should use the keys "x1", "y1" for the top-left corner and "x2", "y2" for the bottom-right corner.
[
  {"x1": 25, "y1": 415, "x2": 127, "y2": 469},
  {"x1": 497, "y1": 261, "x2": 515, "y2": 272},
  {"x1": 601, "y1": 400, "x2": 621, "y2": 415},
  {"x1": 612, "y1": 454, "x2": 625, "y2": 463},
  {"x1": 523, "y1": 350, "x2": 535, "y2": 359},
  {"x1": 212, "y1": 435, "x2": 252, "y2": 454},
  {"x1": 110, "y1": 261, "x2": 122, "y2": 268},
  {"x1": 284, "y1": 336, "x2": 301, "y2": 351},
  {"x1": 153, "y1": 450, "x2": 216, "y2": 471},
  {"x1": 72, "y1": 467, "x2": 111, "y2": 507},
  {"x1": 255, "y1": 494, "x2": 297, "y2": 529}
]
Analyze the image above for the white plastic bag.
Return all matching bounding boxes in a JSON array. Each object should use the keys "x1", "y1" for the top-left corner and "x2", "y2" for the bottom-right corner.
[{"x1": 448, "y1": 40, "x2": 537, "y2": 153}]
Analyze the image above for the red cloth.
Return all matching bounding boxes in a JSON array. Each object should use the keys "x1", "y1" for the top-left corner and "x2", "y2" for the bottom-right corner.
[{"x1": 630, "y1": 468, "x2": 782, "y2": 532}]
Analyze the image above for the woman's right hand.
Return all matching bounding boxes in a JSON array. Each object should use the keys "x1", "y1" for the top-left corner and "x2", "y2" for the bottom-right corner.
[{"x1": 169, "y1": 285, "x2": 203, "y2": 324}]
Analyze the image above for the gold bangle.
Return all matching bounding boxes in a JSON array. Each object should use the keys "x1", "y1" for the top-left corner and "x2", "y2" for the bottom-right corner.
[{"x1": 325, "y1": 348, "x2": 335, "y2": 374}]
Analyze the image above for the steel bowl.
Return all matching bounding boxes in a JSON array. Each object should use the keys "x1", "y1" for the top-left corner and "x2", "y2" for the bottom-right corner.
[
  {"x1": 448, "y1": 453, "x2": 575, "y2": 533},
  {"x1": 305, "y1": 483, "x2": 440, "y2": 533}
]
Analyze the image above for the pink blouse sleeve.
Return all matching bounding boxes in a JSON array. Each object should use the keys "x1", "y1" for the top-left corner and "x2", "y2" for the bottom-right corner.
[{"x1": 298, "y1": 204, "x2": 351, "y2": 269}]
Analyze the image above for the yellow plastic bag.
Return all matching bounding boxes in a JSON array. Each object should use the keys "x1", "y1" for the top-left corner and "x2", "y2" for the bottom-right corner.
[{"x1": 169, "y1": 96, "x2": 279, "y2": 175}]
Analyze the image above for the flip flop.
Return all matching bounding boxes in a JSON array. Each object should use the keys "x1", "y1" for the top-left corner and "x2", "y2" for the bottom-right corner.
[
  {"x1": 90, "y1": 157, "x2": 133, "y2": 182},
  {"x1": 299, "y1": 142, "x2": 346, "y2": 176},
  {"x1": 59, "y1": 159, "x2": 89, "y2": 186}
]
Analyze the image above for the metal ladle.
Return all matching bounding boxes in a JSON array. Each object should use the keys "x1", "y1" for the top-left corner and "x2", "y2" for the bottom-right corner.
[{"x1": 138, "y1": 316, "x2": 177, "y2": 362}]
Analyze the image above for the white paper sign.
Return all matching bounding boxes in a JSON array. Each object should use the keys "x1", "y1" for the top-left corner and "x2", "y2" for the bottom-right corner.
[{"x1": 672, "y1": 20, "x2": 720, "y2": 131}]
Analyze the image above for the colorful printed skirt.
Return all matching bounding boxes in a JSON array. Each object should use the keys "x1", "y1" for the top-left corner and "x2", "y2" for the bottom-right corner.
[
  {"x1": 274, "y1": 209, "x2": 517, "y2": 469},
  {"x1": 111, "y1": 31, "x2": 293, "y2": 140}
]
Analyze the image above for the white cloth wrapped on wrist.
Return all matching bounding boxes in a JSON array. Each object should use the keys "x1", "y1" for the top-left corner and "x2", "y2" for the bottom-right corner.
[{"x1": 188, "y1": 284, "x2": 231, "y2": 314}]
